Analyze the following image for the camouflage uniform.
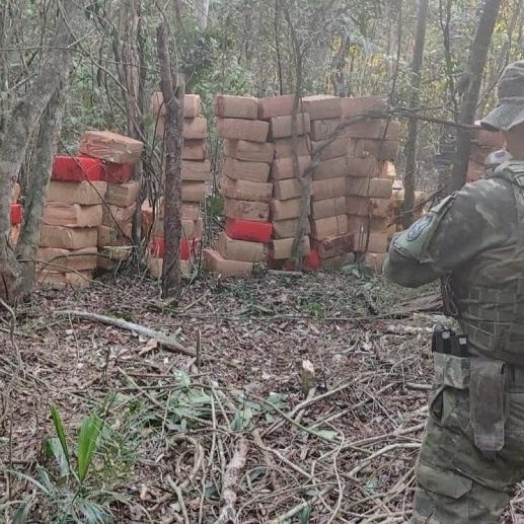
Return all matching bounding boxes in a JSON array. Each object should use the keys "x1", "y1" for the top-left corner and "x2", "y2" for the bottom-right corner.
[{"x1": 384, "y1": 60, "x2": 524, "y2": 523}]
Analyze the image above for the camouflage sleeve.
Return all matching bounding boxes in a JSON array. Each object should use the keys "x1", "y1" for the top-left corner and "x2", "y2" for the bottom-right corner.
[{"x1": 384, "y1": 178, "x2": 514, "y2": 288}]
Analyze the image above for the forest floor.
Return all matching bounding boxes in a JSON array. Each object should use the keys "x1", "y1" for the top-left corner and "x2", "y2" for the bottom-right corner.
[{"x1": 0, "y1": 268, "x2": 522, "y2": 523}]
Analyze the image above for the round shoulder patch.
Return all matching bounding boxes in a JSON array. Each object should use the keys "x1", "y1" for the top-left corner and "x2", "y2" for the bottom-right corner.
[{"x1": 406, "y1": 215, "x2": 433, "y2": 241}]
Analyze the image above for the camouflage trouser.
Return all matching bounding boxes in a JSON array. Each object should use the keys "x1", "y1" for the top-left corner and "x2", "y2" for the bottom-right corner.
[{"x1": 411, "y1": 371, "x2": 524, "y2": 523}]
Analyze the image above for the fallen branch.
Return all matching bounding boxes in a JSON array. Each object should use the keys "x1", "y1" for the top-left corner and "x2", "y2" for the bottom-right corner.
[
  {"x1": 268, "y1": 485, "x2": 335, "y2": 524},
  {"x1": 56, "y1": 310, "x2": 212, "y2": 361},
  {"x1": 165, "y1": 475, "x2": 190, "y2": 524},
  {"x1": 214, "y1": 437, "x2": 249, "y2": 524},
  {"x1": 262, "y1": 380, "x2": 359, "y2": 439},
  {"x1": 348, "y1": 442, "x2": 421, "y2": 478},
  {"x1": 252, "y1": 428, "x2": 280, "y2": 491}
]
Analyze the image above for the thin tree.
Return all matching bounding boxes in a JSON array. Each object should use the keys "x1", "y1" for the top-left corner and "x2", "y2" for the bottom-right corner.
[
  {"x1": 0, "y1": 2, "x2": 86, "y2": 302},
  {"x1": 449, "y1": 0, "x2": 503, "y2": 192},
  {"x1": 16, "y1": 84, "x2": 68, "y2": 293},
  {"x1": 401, "y1": 0, "x2": 429, "y2": 229},
  {"x1": 157, "y1": 24, "x2": 184, "y2": 299}
]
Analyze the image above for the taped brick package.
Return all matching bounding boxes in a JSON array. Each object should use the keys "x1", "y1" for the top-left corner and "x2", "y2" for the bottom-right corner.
[{"x1": 148, "y1": 93, "x2": 210, "y2": 278}]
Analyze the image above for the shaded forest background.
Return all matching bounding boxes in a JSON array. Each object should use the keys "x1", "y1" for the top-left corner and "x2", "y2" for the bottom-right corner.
[
  {"x1": 5, "y1": 0, "x2": 519, "y2": 188},
  {"x1": 0, "y1": 0, "x2": 518, "y2": 299},
  {"x1": 2, "y1": 2, "x2": 524, "y2": 522}
]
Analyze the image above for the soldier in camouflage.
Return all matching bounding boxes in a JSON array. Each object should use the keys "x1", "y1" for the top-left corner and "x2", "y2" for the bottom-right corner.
[{"x1": 384, "y1": 60, "x2": 524, "y2": 523}]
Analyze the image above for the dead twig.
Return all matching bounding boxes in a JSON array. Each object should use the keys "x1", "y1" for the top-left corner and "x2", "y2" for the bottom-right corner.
[
  {"x1": 165, "y1": 475, "x2": 190, "y2": 524},
  {"x1": 55, "y1": 309, "x2": 217, "y2": 361},
  {"x1": 252, "y1": 428, "x2": 280, "y2": 491},
  {"x1": 214, "y1": 437, "x2": 249, "y2": 524},
  {"x1": 268, "y1": 485, "x2": 335, "y2": 524},
  {"x1": 348, "y1": 442, "x2": 421, "y2": 478}
]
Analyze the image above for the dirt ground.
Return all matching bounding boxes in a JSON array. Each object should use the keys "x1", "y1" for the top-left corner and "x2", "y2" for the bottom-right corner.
[{"x1": 0, "y1": 268, "x2": 522, "y2": 523}]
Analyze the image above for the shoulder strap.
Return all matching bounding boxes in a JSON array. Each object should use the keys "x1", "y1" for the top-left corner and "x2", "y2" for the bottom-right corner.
[{"x1": 493, "y1": 160, "x2": 524, "y2": 187}]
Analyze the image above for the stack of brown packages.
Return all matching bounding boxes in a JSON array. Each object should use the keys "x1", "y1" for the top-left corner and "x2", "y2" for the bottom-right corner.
[
  {"x1": 81, "y1": 131, "x2": 143, "y2": 271},
  {"x1": 306, "y1": 95, "x2": 351, "y2": 269},
  {"x1": 260, "y1": 94, "x2": 313, "y2": 268},
  {"x1": 148, "y1": 93, "x2": 209, "y2": 278},
  {"x1": 37, "y1": 131, "x2": 143, "y2": 288},
  {"x1": 205, "y1": 95, "x2": 273, "y2": 276},
  {"x1": 38, "y1": 163, "x2": 105, "y2": 289},
  {"x1": 343, "y1": 97, "x2": 401, "y2": 273}
]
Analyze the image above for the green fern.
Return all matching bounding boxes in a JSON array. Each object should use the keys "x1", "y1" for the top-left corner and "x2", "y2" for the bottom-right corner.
[{"x1": 77, "y1": 415, "x2": 103, "y2": 484}]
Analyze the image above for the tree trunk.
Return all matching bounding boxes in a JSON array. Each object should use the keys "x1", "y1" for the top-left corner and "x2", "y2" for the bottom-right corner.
[
  {"x1": 330, "y1": 35, "x2": 351, "y2": 97},
  {"x1": 157, "y1": 24, "x2": 184, "y2": 299},
  {"x1": 401, "y1": 0, "x2": 429, "y2": 229},
  {"x1": 113, "y1": 0, "x2": 147, "y2": 258},
  {"x1": 195, "y1": 0, "x2": 210, "y2": 31},
  {"x1": 449, "y1": 0, "x2": 502, "y2": 193},
  {"x1": 0, "y1": 3, "x2": 84, "y2": 302},
  {"x1": 16, "y1": 84, "x2": 67, "y2": 293}
]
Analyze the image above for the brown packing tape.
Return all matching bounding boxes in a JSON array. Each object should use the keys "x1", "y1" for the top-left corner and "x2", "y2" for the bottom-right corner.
[
  {"x1": 47, "y1": 181, "x2": 107, "y2": 206},
  {"x1": 221, "y1": 177, "x2": 272, "y2": 203},
  {"x1": 272, "y1": 218, "x2": 311, "y2": 239},
  {"x1": 273, "y1": 178, "x2": 302, "y2": 201},
  {"x1": 271, "y1": 236, "x2": 310, "y2": 260},
  {"x1": 105, "y1": 182, "x2": 141, "y2": 207},
  {"x1": 182, "y1": 140, "x2": 207, "y2": 160},
  {"x1": 350, "y1": 138, "x2": 399, "y2": 161},
  {"x1": 270, "y1": 113, "x2": 311, "y2": 139},
  {"x1": 97, "y1": 225, "x2": 132, "y2": 247},
  {"x1": 346, "y1": 196, "x2": 370, "y2": 216},
  {"x1": 182, "y1": 160, "x2": 211, "y2": 182},
  {"x1": 258, "y1": 94, "x2": 298, "y2": 120},
  {"x1": 346, "y1": 156, "x2": 384, "y2": 177},
  {"x1": 151, "y1": 218, "x2": 203, "y2": 239},
  {"x1": 217, "y1": 232, "x2": 266, "y2": 262},
  {"x1": 310, "y1": 197, "x2": 346, "y2": 219},
  {"x1": 44, "y1": 203, "x2": 103, "y2": 228},
  {"x1": 310, "y1": 118, "x2": 344, "y2": 141},
  {"x1": 203, "y1": 248, "x2": 254, "y2": 276},
  {"x1": 102, "y1": 203, "x2": 136, "y2": 228},
  {"x1": 302, "y1": 95, "x2": 342, "y2": 120},
  {"x1": 40, "y1": 225, "x2": 98, "y2": 250},
  {"x1": 314, "y1": 232, "x2": 355, "y2": 259},
  {"x1": 355, "y1": 232, "x2": 389, "y2": 253},
  {"x1": 182, "y1": 181, "x2": 207, "y2": 203},
  {"x1": 217, "y1": 118, "x2": 269, "y2": 143},
  {"x1": 224, "y1": 199, "x2": 270, "y2": 222},
  {"x1": 36, "y1": 270, "x2": 94, "y2": 289},
  {"x1": 271, "y1": 199, "x2": 302, "y2": 221},
  {"x1": 215, "y1": 94, "x2": 259, "y2": 120},
  {"x1": 312, "y1": 157, "x2": 348, "y2": 181},
  {"x1": 271, "y1": 156, "x2": 311, "y2": 180},
  {"x1": 79, "y1": 130, "x2": 143, "y2": 165},
  {"x1": 310, "y1": 136, "x2": 349, "y2": 161},
  {"x1": 224, "y1": 139, "x2": 274, "y2": 163},
  {"x1": 340, "y1": 96, "x2": 388, "y2": 118},
  {"x1": 36, "y1": 246, "x2": 98, "y2": 272},
  {"x1": 310, "y1": 215, "x2": 348, "y2": 240},
  {"x1": 224, "y1": 157, "x2": 271, "y2": 183},
  {"x1": 148, "y1": 258, "x2": 193, "y2": 279},
  {"x1": 311, "y1": 177, "x2": 346, "y2": 201},
  {"x1": 150, "y1": 92, "x2": 202, "y2": 118},
  {"x1": 273, "y1": 136, "x2": 311, "y2": 159}
]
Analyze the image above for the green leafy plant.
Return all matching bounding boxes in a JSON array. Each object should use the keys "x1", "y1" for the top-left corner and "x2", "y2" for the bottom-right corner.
[{"x1": 11, "y1": 406, "x2": 121, "y2": 524}]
